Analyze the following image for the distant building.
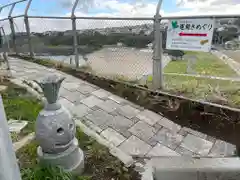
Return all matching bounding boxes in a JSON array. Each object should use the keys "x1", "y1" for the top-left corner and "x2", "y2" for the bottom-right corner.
[{"x1": 63, "y1": 30, "x2": 74, "y2": 36}]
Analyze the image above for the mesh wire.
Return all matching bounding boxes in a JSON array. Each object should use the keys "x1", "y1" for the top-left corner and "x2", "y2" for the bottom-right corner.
[{"x1": 75, "y1": 18, "x2": 154, "y2": 81}]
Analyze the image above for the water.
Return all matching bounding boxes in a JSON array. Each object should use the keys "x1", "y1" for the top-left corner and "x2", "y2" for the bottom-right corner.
[
  {"x1": 35, "y1": 55, "x2": 87, "y2": 66},
  {"x1": 35, "y1": 47, "x2": 170, "y2": 81}
]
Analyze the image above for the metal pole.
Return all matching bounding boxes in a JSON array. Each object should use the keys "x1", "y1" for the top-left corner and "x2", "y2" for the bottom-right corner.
[
  {"x1": 152, "y1": 0, "x2": 164, "y2": 90},
  {"x1": 0, "y1": 0, "x2": 27, "y2": 9},
  {"x1": 24, "y1": 0, "x2": 34, "y2": 58},
  {"x1": 0, "y1": 27, "x2": 10, "y2": 52},
  {"x1": 0, "y1": 95, "x2": 22, "y2": 180},
  {"x1": 8, "y1": 3, "x2": 17, "y2": 54},
  {"x1": 72, "y1": 0, "x2": 80, "y2": 68}
]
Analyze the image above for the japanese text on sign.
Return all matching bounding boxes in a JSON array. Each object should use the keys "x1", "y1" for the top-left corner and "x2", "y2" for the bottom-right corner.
[{"x1": 166, "y1": 18, "x2": 215, "y2": 52}]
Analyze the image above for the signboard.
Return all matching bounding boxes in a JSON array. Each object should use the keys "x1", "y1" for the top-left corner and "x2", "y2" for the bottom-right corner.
[{"x1": 166, "y1": 18, "x2": 215, "y2": 52}]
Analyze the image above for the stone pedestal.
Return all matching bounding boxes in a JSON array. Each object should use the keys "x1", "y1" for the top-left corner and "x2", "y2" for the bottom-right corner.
[
  {"x1": 37, "y1": 138, "x2": 84, "y2": 175},
  {"x1": 34, "y1": 75, "x2": 85, "y2": 175}
]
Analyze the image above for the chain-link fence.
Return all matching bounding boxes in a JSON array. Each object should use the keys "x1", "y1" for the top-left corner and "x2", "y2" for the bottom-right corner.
[
  {"x1": 75, "y1": 18, "x2": 154, "y2": 81},
  {"x1": 28, "y1": 18, "x2": 73, "y2": 59}
]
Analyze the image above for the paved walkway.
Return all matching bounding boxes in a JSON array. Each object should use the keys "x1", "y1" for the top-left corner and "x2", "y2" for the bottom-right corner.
[{"x1": 9, "y1": 57, "x2": 236, "y2": 158}]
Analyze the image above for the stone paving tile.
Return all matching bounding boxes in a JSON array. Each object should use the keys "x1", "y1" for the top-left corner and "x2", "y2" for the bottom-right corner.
[
  {"x1": 118, "y1": 129, "x2": 132, "y2": 139},
  {"x1": 107, "y1": 115, "x2": 134, "y2": 134},
  {"x1": 157, "y1": 117, "x2": 181, "y2": 133},
  {"x1": 77, "y1": 84, "x2": 98, "y2": 95},
  {"x1": 80, "y1": 95, "x2": 104, "y2": 108},
  {"x1": 206, "y1": 135, "x2": 216, "y2": 143},
  {"x1": 62, "y1": 91, "x2": 86, "y2": 104},
  {"x1": 131, "y1": 117, "x2": 141, "y2": 124},
  {"x1": 122, "y1": 101, "x2": 145, "y2": 111},
  {"x1": 59, "y1": 98, "x2": 75, "y2": 113},
  {"x1": 179, "y1": 127, "x2": 207, "y2": 139},
  {"x1": 90, "y1": 106, "x2": 101, "y2": 111},
  {"x1": 108, "y1": 95, "x2": 126, "y2": 104},
  {"x1": 119, "y1": 135, "x2": 152, "y2": 156},
  {"x1": 136, "y1": 109, "x2": 163, "y2": 126},
  {"x1": 59, "y1": 87, "x2": 71, "y2": 97},
  {"x1": 92, "y1": 89, "x2": 110, "y2": 99},
  {"x1": 71, "y1": 104, "x2": 91, "y2": 118},
  {"x1": 108, "y1": 110, "x2": 120, "y2": 116},
  {"x1": 209, "y1": 140, "x2": 236, "y2": 157},
  {"x1": 85, "y1": 109, "x2": 114, "y2": 129},
  {"x1": 97, "y1": 100, "x2": 122, "y2": 113},
  {"x1": 175, "y1": 146, "x2": 194, "y2": 156},
  {"x1": 180, "y1": 134, "x2": 213, "y2": 156},
  {"x1": 116, "y1": 105, "x2": 140, "y2": 119},
  {"x1": 153, "y1": 123, "x2": 163, "y2": 132},
  {"x1": 62, "y1": 82, "x2": 81, "y2": 92},
  {"x1": 84, "y1": 82, "x2": 99, "y2": 89},
  {"x1": 148, "y1": 127, "x2": 184, "y2": 149},
  {"x1": 101, "y1": 128, "x2": 126, "y2": 146},
  {"x1": 81, "y1": 119, "x2": 103, "y2": 133},
  {"x1": 147, "y1": 143, "x2": 180, "y2": 157},
  {"x1": 129, "y1": 121, "x2": 157, "y2": 141}
]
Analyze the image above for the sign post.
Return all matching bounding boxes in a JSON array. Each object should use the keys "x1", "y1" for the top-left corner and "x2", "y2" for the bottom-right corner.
[
  {"x1": 186, "y1": 55, "x2": 197, "y2": 74},
  {"x1": 152, "y1": 0, "x2": 164, "y2": 90},
  {"x1": 166, "y1": 18, "x2": 215, "y2": 52}
]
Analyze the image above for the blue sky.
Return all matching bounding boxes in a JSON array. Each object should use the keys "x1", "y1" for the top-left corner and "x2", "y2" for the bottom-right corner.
[
  {"x1": 0, "y1": 0, "x2": 193, "y2": 17},
  {"x1": 1, "y1": 0, "x2": 239, "y2": 17},
  {"x1": 0, "y1": 0, "x2": 240, "y2": 33}
]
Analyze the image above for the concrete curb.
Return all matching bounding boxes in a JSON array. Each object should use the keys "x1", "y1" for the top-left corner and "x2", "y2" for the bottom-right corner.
[
  {"x1": 75, "y1": 119, "x2": 155, "y2": 180},
  {"x1": 75, "y1": 119, "x2": 134, "y2": 167},
  {"x1": 9, "y1": 78, "x2": 45, "y2": 102}
]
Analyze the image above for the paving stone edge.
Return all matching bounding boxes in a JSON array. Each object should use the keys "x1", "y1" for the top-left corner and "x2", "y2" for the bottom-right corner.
[{"x1": 75, "y1": 119, "x2": 154, "y2": 180}]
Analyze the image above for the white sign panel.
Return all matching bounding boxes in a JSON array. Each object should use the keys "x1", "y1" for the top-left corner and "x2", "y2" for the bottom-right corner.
[{"x1": 166, "y1": 18, "x2": 215, "y2": 52}]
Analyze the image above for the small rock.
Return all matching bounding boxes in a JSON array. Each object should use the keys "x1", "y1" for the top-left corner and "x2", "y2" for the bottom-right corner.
[{"x1": 8, "y1": 120, "x2": 28, "y2": 133}]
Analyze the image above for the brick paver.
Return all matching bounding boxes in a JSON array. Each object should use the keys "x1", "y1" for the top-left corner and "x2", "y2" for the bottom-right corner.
[{"x1": 9, "y1": 57, "x2": 237, "y2": 159}]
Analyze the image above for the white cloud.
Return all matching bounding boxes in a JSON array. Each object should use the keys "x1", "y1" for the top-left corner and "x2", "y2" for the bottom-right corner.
[
  {"x1": 1, "y1": 0, "x2": 240, "y2": 34},
  {"x1": 175, "y1": 0, "x2": 240, "y2": 15}
]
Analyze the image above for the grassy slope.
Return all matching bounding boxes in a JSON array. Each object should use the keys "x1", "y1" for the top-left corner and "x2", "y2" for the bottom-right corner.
[
  {"x1": 161, "y1": 51, "x2": 240, "y2": 107},
  {"x1": 164, "y1": 75, "x2": 240, "y2": 107},
  {"x1": 1, "y1": 80, "x2": 43, "y2": 140},
  {"x1": 164, "y1": 51, "x2": 237, "y2": 77}
]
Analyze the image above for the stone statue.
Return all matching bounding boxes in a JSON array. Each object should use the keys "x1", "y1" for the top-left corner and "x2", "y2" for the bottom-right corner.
[{"x1": 34, "y1": 75, "x2": 84, "y2": 175}]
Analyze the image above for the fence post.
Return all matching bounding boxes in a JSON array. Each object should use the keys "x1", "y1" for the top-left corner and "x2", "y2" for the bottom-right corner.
[
  {"x1": 24, "y1": 0, "x2": 34, "y2": 58},
  {"x1": 1, "y1": 27, "x2": 10, "y2": 52},
  {"x1": 72, "y1": 0, "x2": 80, "y2": 68},
  {"x1": 8, "y1": 3, "x2": 17, "y2": 54},
  {"x1": 0, "y1": 95, "x2": 22, "y2": 180},
  {"x1": 152, "y1": 0, "x2": 164, "y2": 90}
]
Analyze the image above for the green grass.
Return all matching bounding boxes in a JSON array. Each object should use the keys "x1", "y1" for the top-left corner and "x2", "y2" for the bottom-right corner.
[
  {"x1": 141, "y1": 74, "x2": 240, "y2": 108},
  {"x1": 164, "y1": 51, "x2": 237, "y2": 77},
  {"x1": 163, "y1": 75, "x2": 240, "y2": 108},
  {"x1": 1, "y1": 80, "x2": 43, "y2": 139},
  {"x1": 17, "y1": 127, "x2": 140, "y2": 180}
]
